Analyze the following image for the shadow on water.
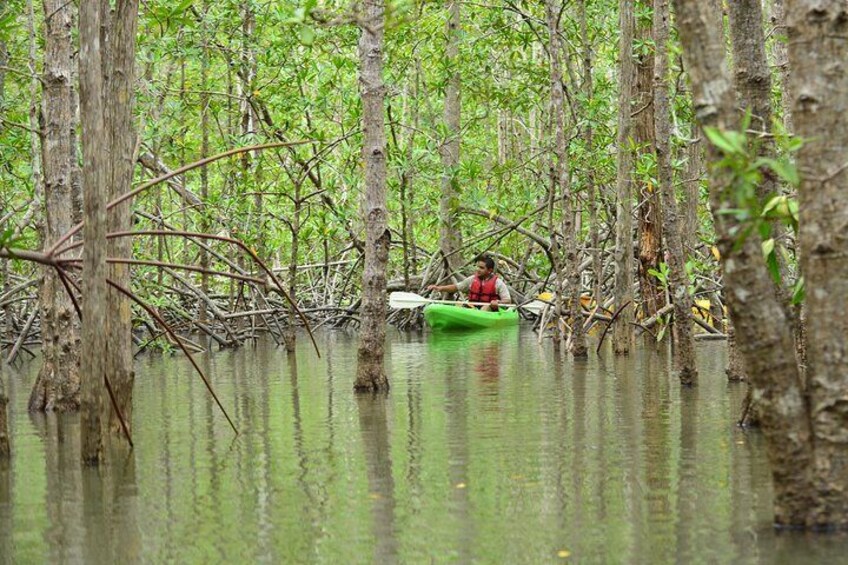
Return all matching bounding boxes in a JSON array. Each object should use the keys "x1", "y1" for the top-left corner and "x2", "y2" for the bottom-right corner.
[{"x1": 2, "y1": 333, "x2": 848, "y2": 562}]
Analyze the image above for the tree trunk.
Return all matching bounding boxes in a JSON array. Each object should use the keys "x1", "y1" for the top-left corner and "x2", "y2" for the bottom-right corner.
[
  {"x1": 786, "y1": 0, "x2": 848, "y2": 528},
  {"x1": 0, "y1": 2, "x2": 7, "y2": 460},
  {"x1": 30, "y1": 0, "x2": 81, "y2": 412},
  {"x1": 769, "y1": 0, "x2": 793, "y2": 132},
  {"x1": 580, "y1": 0, "x2": 603, "y2": 308},
  {"x1": 354, "y1": 0, "x2": 389, "y2": 393},
  {"x1": 653, "y1": 0, "x2": 697, "y2": 384},
  {"x1": 613, "y1": 0, "x2": 636, "y2": 354},
  {"x1": 545, "y1": 0, "x2": 586, "y2": 357},
  {"x1": 634, "y1": 1, "x2": 665, "y2": 319},
  {"x1": 105, "y1": 0, "x2": 139, "y2": 436},
  {"x1": 672, "y1": 0, "x2": 814, "y2": 527},
  {"x1": 198, "y1": 0, "x2": 210, "y2": 327},
  {"x1": 727, "y1": 0, "x2": 795, "y2": 386},
  {"x1": 79, "y1": 0, "x2": 108, "y2": 465},
  {"x1": 682, "y1": 136, "x2": 703, "y2": 253},
  {"x1": 70, "y1": 4, "x2": 82, "y2": 227},
  {"x1": 439, "y1": 0, "x2": 462, "y2": 275},
  {"x1": 285, "y1": 182, "x2": 301, "y2": 353}
]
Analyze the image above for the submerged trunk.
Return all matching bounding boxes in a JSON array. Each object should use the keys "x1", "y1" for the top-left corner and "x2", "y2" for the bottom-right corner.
[
  {"x1": 613, "y1": 0, "x2": 636, "y2": 354},
  {"x1": 653, "y1": 0, "x2": 697, "y2": 384},
  {"x1": 439, "y1": 0, "x2": 462, "y2": 275},
  {"x1": 672, "y1": 0, "x2": 814, "y2": 527},
  {"x1": 786, "y1": 0, "x2": 848, "y2": 528},
  {"x1": 79, "y1": 0, "x2": 108, "y2": 465},
  {"x1": 105, "y1": 0, "x2": 139, "y2": 437},
  {"x1": 354, "y1": 0, "x2": 389, "y2": 393},
  {"x1": 31, "y1": 0, "x2": 81, "y2": 411}
]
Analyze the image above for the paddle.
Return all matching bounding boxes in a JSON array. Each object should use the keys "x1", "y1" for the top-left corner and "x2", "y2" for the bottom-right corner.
[{"x1": 389, "y1": 291, "x2": 545, "y2": 314}]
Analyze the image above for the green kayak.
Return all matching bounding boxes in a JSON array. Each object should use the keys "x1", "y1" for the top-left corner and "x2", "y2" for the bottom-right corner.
[{"x1": 423, "y1": 304, "x2": 519, "y2": 331}]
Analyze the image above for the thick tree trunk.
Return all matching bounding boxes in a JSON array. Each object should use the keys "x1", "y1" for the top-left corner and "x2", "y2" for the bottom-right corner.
[
  {"x1": 634, "y1": 2, "x2": 665, "y2": 319},
  {"x1": 727, "y1": 0, "x2": 794, "y2": 386},
  {"x1": 672, "y1": 0, "x2": 814, "y2": 527},
  {"x1": 439, "y1": 0, "x2": 462, "y2": 275},
  {"x1": 613, "y1": 0, "x2": 636, "y2": 354},
  {"x1": 653, "y1": 0, "x2": 697, "y2": 384},
  {"x1": 682, "y1": 136, "x2": 703, "y2": 253},
  {"x1": 354, "y1": 0, "x2": 389, "y2": 393},
  {"x1": 30, "y1": 0, "x2": 81, "y2": 412},
  {"x1": 786, "y1": 0, "x2": 848, "y2": 528},
  {"x1": 79, "y1": 0, "x2": 108, "y2": 465},
  {"x1": 105, "y1": 0, "x2": 139, "y2": 436}
]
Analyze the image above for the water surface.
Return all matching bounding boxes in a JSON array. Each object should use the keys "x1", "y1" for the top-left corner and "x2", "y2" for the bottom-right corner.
[{"x1": 1, "y1": 329, "x2": 846, "y2": 563}]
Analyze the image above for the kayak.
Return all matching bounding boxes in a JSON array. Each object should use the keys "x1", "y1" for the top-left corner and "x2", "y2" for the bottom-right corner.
[{"x1": 423, "y1": 304, "x2": 519, "y2": 331}]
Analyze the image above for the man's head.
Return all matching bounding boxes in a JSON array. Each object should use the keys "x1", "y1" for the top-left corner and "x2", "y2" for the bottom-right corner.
[{"x1": 475, "y1": 254, "x2": 495, "y2": 278}]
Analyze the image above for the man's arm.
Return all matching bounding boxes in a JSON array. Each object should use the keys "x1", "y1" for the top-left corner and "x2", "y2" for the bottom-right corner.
[
  {"x1": 496, "y1": 279, "x2": 512, "y2": 303},
  {"x1": 429, "y1": 275, "x2": 474, "y2": 295},
  {"x1": 427, "y1": 283, "x2": 459, "y2": 293}
]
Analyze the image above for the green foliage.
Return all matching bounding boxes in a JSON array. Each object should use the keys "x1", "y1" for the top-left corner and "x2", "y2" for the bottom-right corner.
[{"x1": 705, "y1": 123, "x2": 803, "y2": 299}]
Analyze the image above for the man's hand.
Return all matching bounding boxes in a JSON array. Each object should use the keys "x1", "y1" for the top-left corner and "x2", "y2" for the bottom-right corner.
[
  {"x1": 490, "y1": 299, "x2": 499, "y2": 311},
  {"x1": 427, "y1": 284, "x2": 438, "y2": 291}
]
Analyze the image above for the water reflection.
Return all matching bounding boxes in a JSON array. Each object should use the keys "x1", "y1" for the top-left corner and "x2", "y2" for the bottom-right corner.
[
  {"x1": 1, "y1": 335, "x2": 847, "y2": 562},
  {"x1": 356, "y1": 394, "x2": 398, "y2": 563}
]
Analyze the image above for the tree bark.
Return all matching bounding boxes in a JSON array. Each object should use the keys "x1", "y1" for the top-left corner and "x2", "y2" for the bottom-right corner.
[
  {"x1": 0, "y1": 0, "x2": 7, "y2": 460},
  {"x1": 439, "y1": 0, "x2": 462, "y2": 275},
  {"x1": 613, "y1": 0, "x2": 636, "y2": 354},
  {"x1": 786, "y1": 0, "x2": 848, "y2": 528},
  {"x1": 672, "y1": 0, "x2": 814, "y2": 527},
  {"x1": 79, "y1": 0, "x2": 108, "y2": 465},
  {"x1": 682, "y1": 136, "x2": 703, "y2": 253},
  {"x1": 30, "y1": 0, "x2": 81, "y2": 412},
  {"x1": 105, "y1": 0, "x2": 139, "y2": 436},
  {"x1": 634, "y1": 0, "x2": 665, "y2": 319},
  {"x1": 654, "y1": 0, "x2": 697, "y2": 384},
  {"x1": 727, "y1": 0, "x2": 795, "y2": 386},
  {"x1": 580, "y1": 0, "x2": 603, "y2": 308},
  {"x1": 769, "y1": 0, "x2": 793, "y2": 133},
  {"x1": 354, "y1": 0, "x2": 390, "y2": 393},
  {"x1": 546, "y1": 0, "x2": 586, "y2": 357},
  {"x1": 198, "y1": 1, "x2": 210, "y2": 327}
]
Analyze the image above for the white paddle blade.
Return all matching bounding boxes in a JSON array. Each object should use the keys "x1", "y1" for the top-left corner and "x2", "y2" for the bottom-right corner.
[{"x1": 389, "y1": 292, "x2": 429, "y2": 310}]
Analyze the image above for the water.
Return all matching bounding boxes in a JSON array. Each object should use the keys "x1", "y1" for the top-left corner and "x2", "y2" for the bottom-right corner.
[{"x1": 1, "y1": 329, "x2": 847, "y2": 563}]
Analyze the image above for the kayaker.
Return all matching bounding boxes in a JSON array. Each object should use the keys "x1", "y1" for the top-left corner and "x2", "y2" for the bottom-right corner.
[{"x1": 427, "y1": 255, "x2": 511, "y2": 311}]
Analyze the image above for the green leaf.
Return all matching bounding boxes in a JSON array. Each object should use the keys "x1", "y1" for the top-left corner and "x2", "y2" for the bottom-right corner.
[
  {"x1": 761, "y1": 237, "x2": 775, "y2": 258},
  {"x1": 705, "y1": 126, "x2": 744, "y2": 156},
  {"x1": 299, "y1": 26, "x2": 315, "y2": 46},
  {"x1": 762, "y1": 195, "x2": 785, "y2": 216},
  {"x1": 792, "y1": 277, "x2": 805, "y2": 305}
]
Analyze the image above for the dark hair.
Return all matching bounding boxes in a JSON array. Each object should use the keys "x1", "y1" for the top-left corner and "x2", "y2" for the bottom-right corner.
[{"x1": 475, "y1": 255, "x2": 495, "y2": 270}]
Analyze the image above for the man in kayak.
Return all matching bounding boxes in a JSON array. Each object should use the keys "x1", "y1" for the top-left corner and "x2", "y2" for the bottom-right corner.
[{"x1": 427, "y1": 255, "x2": 511, "y2": 311}]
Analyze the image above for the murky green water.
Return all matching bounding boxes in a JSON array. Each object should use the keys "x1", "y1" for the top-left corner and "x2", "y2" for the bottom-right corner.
[{"x1": 2, "y1": 329, "x2": 847, "y2": 563}]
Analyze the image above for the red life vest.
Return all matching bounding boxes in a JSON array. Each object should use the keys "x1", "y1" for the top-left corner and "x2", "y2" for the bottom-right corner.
[{"x1": 469, "y1": 275, "x2": 500, "y2": 303}]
